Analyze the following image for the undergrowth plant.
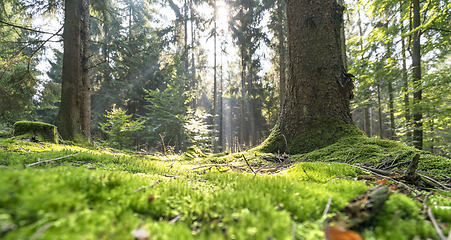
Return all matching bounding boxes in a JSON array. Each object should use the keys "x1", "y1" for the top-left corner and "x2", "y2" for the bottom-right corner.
[{"x1": 99, "y1": 105, "x2": 145, "y2": 150}]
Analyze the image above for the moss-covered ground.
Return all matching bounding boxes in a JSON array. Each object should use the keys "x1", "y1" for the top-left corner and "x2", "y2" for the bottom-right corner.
[{"x1": 0, "y1": 135, "x2": 450, "y2": 239}]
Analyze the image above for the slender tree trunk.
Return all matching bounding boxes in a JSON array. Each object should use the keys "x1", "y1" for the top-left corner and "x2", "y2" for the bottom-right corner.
[
  {"x1": 184, "y1": 0, "x2": 189, "y2": 74},
  {"x1": 278, "y1": 0, "x2": 286, "y2": 110},
  {"x1": 384, "y1": 19, "x2": 394, "y2": 140},
  {"x1": 402, "y1": 21, "x2": 411, "y2": 144},
  {"x1": 388, "y1": 80, "x2": 395, "y2": 139},
  {"x1": 261, "y1": 0, "x2": 355, "y2": 154},
  {"x1": 191, "y1": 0, "x2": 196, "y2": 108},
  {"x1": 240, "y1": 46, "x2": 246, "y2": 149},
  {"x1": 249, "y1": 67, "x2": 256, "y2": 147},
  {"x1": 56, "y1": 0, "x2": 91, "y2": 142},
  {"x1": 212, "y1": 0, "x2": 218, "y2": 152},
  {"x1": 377, "y1": 81, "x2": 383, "y2": 138},
  {"x1": 219, "y1": 44, "x2": 223, "y2": 152},
  {"x1": 358, "y1": 8, "x2": 371, "y2": 137},
  {"x1": 412, "y1": 0, "x2": 422, "y2": 149}
]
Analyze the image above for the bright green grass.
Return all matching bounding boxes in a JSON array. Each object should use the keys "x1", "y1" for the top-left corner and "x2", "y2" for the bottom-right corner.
[{"x1": 0, "y1": 138, "x2": 450, "y2": 239}]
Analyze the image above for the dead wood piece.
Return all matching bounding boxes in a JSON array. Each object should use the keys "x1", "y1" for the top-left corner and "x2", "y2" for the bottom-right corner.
[
  {"x1": 25, "y1": 154, "x2": 76, "y2": 167},
  {"x1": 301, "y1": 166, "x2": 314, "y2": 181},
  {"x1": 331, "y1": 184, "x2": 390, "y2": 229},
  {"x1": 344, "y1": 148, "x2": 354, "y2": 163},
  {"x1": 163, "y1": 174, "x2": 176, "y2": 178},
  {"x1": 333, "y1": 162, "x2": 419, "y2": 196},
  {"x1": 419, "y1": 173, "x2": 451, "y2": 191},
  {"x1": 242, "y1": 154, "x2": 255, "y2": 173},
  {"x1": 427, "y1": 208, "x2": 447, "y2": 240},
  {"x1": 359, "y1": 166, "x2": 391, "y2": 176},
  {"x1": 405, "y1": 154, "x2": 420, "y2": 178},
  {"x1": 134, "y1": 180, "x2": 161, "y2": 192},
  {"x1": 257, "y1": 167, "x2": 278, "y2": 174},
  {"x1": 382, "y1": 159, "x2": 411, "y2": 171},
  {"x1": 323, "y1": 196, "x2": 333, "y2": 217},
  {"x1": 168, "y1": 215, "x2": 181, "y2": 224}
]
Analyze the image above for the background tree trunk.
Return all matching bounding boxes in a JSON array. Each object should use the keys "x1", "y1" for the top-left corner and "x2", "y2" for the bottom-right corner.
[
  {"x1": 278, "y1": 0, "x2": 285, "y2": 111},
  {"x1": 56, "y1": 0, "x2": 91, "y2": 142},
  {"x1": 260, "y1": 0, "x2": 358, "y2": 154},
  {"x1": 412, "y1": 0, "x2": 422, "y2": 149}
]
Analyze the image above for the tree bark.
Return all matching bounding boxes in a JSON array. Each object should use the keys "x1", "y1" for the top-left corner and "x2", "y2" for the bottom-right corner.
[
  {"x1": 377, "y1": 81, "x2": 383, "y2": 138},
  {"x1": 412, "y1": 0, "x2": 422, "y2": 150},
  {"x1": 240, "y1": 45, "x2": 247, "y2": 149},
  {"x1": 56, "y1": 0, "x2": 91, "y2": 142},
  {"x1": 260, "y1": 0, "x2": 358, "y2": 154},
  {"x1": 277, "y1": 0, "x2": 286, "y2": 111},
  {"x1": 212, "y1": 0, "x2": 218, "y2": 153}
]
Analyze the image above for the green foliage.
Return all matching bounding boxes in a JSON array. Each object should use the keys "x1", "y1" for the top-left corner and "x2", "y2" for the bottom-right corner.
[
  {"x1": 347, "y1": 0, "x2": 451, "y2": 151},
  {"x1": 99, "y1": 105, "x2": 145, "y2": 150},
  {"x1": 184, "y1": 109, "x2": 212, "y2": 151}
]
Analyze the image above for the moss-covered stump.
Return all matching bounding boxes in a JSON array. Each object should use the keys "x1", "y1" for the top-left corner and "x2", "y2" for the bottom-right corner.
[
  {"x1": 257, "y1": 118, "x2": 364, "y2": 154},
  {"x1": 13, "y1": 121, "x2": 59, "y2": 143}
]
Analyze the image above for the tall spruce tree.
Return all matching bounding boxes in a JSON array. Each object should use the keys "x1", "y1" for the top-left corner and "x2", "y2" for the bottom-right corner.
[
  {"x1": 55, "y1": 0, "x2": 92, "y2": 142},
  {"x1": 260, "y1": 0, "x2": 358, "y2": 154}
]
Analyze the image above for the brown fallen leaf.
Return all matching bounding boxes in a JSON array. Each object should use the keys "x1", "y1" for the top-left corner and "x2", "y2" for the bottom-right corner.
[
  {"x1": 376, "y1": 179, "x2": 388, "y2": 185},
  {"x1": 325, "y1": 225, "x2": 364, "y2": 240}
]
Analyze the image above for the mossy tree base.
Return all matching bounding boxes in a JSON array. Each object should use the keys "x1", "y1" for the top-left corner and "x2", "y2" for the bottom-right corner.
[
  {"x1": 257, "y1": 118, "x2": 364, "y2": 154},
  {"x1": 13, "y1": 121, "x2": 59, "y2": 144}
]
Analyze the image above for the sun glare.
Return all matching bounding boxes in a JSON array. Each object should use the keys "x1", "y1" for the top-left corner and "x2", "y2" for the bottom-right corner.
[{"x1": 216, "y1": 1, "x2": 228, "y2": 32}]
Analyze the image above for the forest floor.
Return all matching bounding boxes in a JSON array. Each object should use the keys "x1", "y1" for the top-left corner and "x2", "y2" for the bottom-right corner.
[{"x1": 0, "y1": 135, "x2": 451, "y2": 240}]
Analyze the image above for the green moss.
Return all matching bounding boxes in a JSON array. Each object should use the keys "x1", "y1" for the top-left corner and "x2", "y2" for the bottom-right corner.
[
  {"x1": 257, "y1": 118, "x2": 364, "y2": 154},
  {"x1": 0, "y1": 138, "x2": 449, "y2": 239},
  {"x1": 13, "y1": 121, "x2": 58, "y2": 144},
  {"x1": 184, "y1": 145, "x2": 207, "y2": 160}
]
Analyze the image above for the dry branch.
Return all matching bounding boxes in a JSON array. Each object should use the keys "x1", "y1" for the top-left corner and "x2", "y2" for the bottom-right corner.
[
  {"x1": 25, "y1": 154, "x2": 76, "y2": 167},
  {"x1": 134, "y1": 180, "x2": 161, "y2": 192},
  {"x1": 428, "y1": 208, "x2": 447, "y2": 240}
]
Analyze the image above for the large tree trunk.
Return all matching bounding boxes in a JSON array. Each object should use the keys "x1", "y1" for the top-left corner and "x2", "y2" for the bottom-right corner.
[
  {"x1": 56, "y1": 0, "x2": 91, "y2": 142},
  {"x1": 259, "y1": 0, "x2": 359, "y2": 154}
]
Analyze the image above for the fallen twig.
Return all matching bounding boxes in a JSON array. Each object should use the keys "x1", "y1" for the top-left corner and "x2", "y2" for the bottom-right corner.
[
  {"x1": 134, "y1": 180, "x2": 161, "y2": 192},
  {"x1": 168, "y1": 215, "x2": 181, "y2": 224},
  {"x1": 427, "y1": 208, "x2": 447, "y2": 240},
  {"x1": 242, "y1": 154, "x2": 255, "y2": 174},
  {"x1": 25, "y1": 154, "x2": 76, "y2": 167},
  {"x1": 163, "y1": 174, "x2": 176, "y2": 178},
  {"x1": 419, "y1": 173, "x2": 451, "y2": 191},
  {"x1": 323, "y1": 196, "x2": 333, "y2": 217},
  {"x1": 332, "y1": 162, "x2": 419, "y2": 195},
  {"x1": 382, "y1": 159, "x2": 411, "y2": 171},
  {"x1": 344, "y1": 148, "x2": 354, "y2": 163},
  {"x1": 301, "y1": 166, "x2": 314, "y2": 181}
]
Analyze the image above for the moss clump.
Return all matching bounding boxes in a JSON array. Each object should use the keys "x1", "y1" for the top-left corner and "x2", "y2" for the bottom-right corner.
[
  {"x1": 184, "y1": 145, "x2": 207, "y2": 160},
  {"x1": 257, "y1": 118, "x2": 364, "y2": 154},
  {"x1": 13, "y1": 121, "x2": 59, "y2": 144}
]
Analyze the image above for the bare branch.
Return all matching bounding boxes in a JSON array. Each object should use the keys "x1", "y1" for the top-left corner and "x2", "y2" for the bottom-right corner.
[
  {"x1": 26, "y1": 153, "x2": 76, "y2": 167},
  {"x1": 0, "y1": 20, "x2": 62, "y2": 36}
]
